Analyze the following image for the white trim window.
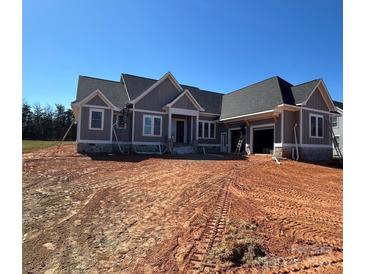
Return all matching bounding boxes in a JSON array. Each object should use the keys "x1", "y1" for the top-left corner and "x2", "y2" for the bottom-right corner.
[
  {"x1": 88, "y1": 108, "x2": 104, "y2": 130},
  {"x1": 309, "y1": 113, "x2": 324, "y2": 138},
  {"x1": 143, "y1": 114, "x2": 162, "y2": 137},
  {"x1": 332, "y1": 116, "x2": 339, "y2": 128},
  {"x1": 198, "y1": 120, "x2": 216, "y2": 139},
  {"x1": 117, "y1": 114, "x2": 127, "y2": 129}
]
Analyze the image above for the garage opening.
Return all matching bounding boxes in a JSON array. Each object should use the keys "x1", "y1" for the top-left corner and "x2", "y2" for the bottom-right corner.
[{"x1": 253, "y1": 128, "x2": 274, "y2": 154}]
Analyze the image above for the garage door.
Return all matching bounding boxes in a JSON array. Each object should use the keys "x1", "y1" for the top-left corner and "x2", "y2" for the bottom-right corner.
[{"x1": 253, "y1": 128, "x2": 274, "y2": 154}]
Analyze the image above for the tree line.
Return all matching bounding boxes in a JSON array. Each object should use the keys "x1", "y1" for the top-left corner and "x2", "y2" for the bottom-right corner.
[{"x1": 22, "y1": 102, "x2": 76, "y2": 141}]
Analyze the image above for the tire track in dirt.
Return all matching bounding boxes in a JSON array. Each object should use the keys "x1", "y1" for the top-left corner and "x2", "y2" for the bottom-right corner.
[
  {"x1": 184, "y1": 166, "x2": 240, "y2": 273},
  {"x1": 186, "y1": 181, "x2": 231, "y2": 273}
]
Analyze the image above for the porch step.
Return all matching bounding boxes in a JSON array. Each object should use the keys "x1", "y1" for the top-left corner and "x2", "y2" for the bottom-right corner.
[{"x1": 173, "y1": 145, "x2": 195, "y2": 155}]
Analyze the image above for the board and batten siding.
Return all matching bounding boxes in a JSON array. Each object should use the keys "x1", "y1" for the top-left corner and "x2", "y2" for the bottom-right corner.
[
  {"x1": 80, "y1": 107, "x2": 111, "y2": 141},
  {"x1": 198, "y1": 115, "x2": 221, "y2": 144},
  {"x1": 112, "y1": 111, "x2": 132, "y2": 142},
  {"x1": 301, "y1": 109, "x2": 331, "y2": 145},
  {"x1": 133, "y1": 111, "x2": 168, "y2": 142},
  {"x1": 85, "y1": 95, "x2": 108, "y2": 107},
  {"x1": 283, "y1": 111, "x2": 300, "y2": 144},
  {"x1": 135, "y1": 78, "x2": 181, "y2": 111},
  {"x1": 171, "y1": 94, "x2": 197, "y2": 110},
  {"x1": 306, "y1": 89, "x2": 328, "y2": 111}
]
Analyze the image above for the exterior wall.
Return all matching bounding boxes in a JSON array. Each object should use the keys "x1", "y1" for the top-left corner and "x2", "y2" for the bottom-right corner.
[
  {"x1": 302, "y1": 109, "x2": 331, "y2": 145},
  {"x1": 77, "y1": 143, "x2": 113, "y2": 153},
  {"x1": 220, "y1": 121, "x2": 246, "y2": 152},
  {"x1": 133, "y1": 111, "x2": 168, "y2": 143},
  {"x1": 274, "y1": 114, "x2": 281, "y2": 143},
  {"x1": 274, "y1": 145, "x2": 332, "y2": 163},
  {"x1": 171, "y1": 94, "x2": 197, "y2": 110},
  {"x1": 283, "y1": 110, "x2": 300, "y2": 144},
  {"x1": 85, "y1": 95, "x2": 108, "y2": 106},
  {"x1": 197, "y1": 115, "x2": 221, "y2": 145},
  {"x1": 306, "y1": 89, "x2": 328, "y2": 111},
  {"x1": 79, "y1": 107, "x2": 111, "y2": 141},
  {"x1": 135, "y1": 78, "x2": 180, "y2": 111},
  {"x1": 112, "y1": 111, "x2": 132, "y2": 142},
  {"x1": 332, "y1": 112, "x2": 343, "y2": 154}
]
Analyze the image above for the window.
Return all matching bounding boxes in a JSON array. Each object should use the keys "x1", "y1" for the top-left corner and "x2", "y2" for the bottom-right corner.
[
  {"x1": 143, "y1": 115, "x2": 162, "y2": 136},
  {"x1": 198, "y1": 122, "x2": 203, "y2": 138},
  {"x1": 89, "y1": 108, "x2": 104, "y2": 130},
  {"x1": 154, "y1": 117, "x2": 161, "y2": 136},
  {"x1": 309, "y1": 113, "x2": 324, "y2": 138},
  {"x1": 198, "y1": 120, "x2": 216, "y2": 139},
  {"x1": 117, "y1": 114, "x2": 127, "y2": 129},
  {"x1": 210, "y1": 123, "x2": 215, "y2": 139},
  {"x1": 204, "y1": 123, "x2": 209, "y2": 138},
  {"x1": 332, "y1": 117, "x2": 338, "y2": 128}
]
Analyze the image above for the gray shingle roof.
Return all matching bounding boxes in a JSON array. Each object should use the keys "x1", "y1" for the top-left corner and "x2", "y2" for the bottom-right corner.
[
  {"x1": 333, "y1": 100, "x2": 343, "y2": 110},
  {"x1": 290, "y1": 79, "x2": 321, "y2": 104},
  {"x1": 121, "y1": 74, "x2": 223, "y2": 114},
  {"x1": 75, "y1": 76, "x2": 129, "y2": 108},
  {"x1": 220, "y1": 77, "x2": 294, "y2": 120},
  {"x1": 121, "y1": 74, "x2": 157, "y2": 100},
  {"x1": 220, "y1": 77, "x2": 324, "y2": 120},
  {"x1": 181, "y1": 85, "x2": 223, "y2": 114},
  {"x1": 74, "y1": 73, "x2": 326, "y2": 119}
]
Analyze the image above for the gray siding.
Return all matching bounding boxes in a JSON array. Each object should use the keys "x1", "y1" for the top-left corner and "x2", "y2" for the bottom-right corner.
[
  {"x1": 172, "y1": 94, "x2": 197, "y2": 110},
  {"x1": 112, "y1": 111, "x2": 132, "y2": 142},
  {"x1": 302, "y1": 109, "x2": 331, "y2": 145},
  {"x1": 80, "y1": 107, "x2": 111, "y2": 141},
  {"x1": 85, "y1": 95, "x2": 108, "y2": 106},
  {"x1": 135, "y1": 78, "x2": 181, "y2": 111},
  {"x1": 133, "y1": 111, "x2": 168, "y2": 143},
  {"x1": 283, "y1": 111, "x2": 300, "y2": 143},
  {"x1": 275, "y1": 114, "x2": 281, "y2": 143},
  {"x1": 306, "y1": 89, "x2": 328, "y2": 111},
  {"x1": 198, "y1": 115, "x2": 220, "y2": 144},
  {"x1": 332, "y1": 112, "x2": 343, "y2": 153}
]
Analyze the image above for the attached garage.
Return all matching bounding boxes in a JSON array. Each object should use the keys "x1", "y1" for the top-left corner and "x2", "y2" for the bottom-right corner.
[{"x1": 252, "y1": 126, "x2": 274, "y2": 154}]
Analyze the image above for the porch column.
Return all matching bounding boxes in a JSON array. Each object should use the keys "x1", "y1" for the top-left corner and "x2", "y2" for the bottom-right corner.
[
  {"x1": 168, "y1": 109, "x2": 172, "y2": 139},
  {"x1": 190, "y1": 116, "x2": 193, "y2": 144}
]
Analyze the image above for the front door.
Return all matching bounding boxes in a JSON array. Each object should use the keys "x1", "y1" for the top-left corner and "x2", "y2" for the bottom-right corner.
[
  {"x1": 221, "y1": 132, "x2": 228, "y2": 152},
  {"x1": 176, "y1": 120, "x2": 185, "y2": 143}
]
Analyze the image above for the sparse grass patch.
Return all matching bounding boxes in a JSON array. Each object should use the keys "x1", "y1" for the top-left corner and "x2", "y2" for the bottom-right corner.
[
  {"x1": 22, "y1": 140, "x2": 73, "y2": 153},
  {"x1": 211, "y1": 220, "x2": 281, "y2": 269}
]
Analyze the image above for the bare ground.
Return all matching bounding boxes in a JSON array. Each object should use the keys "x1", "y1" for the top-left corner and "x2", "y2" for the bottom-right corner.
[{"x1": 23, "y1": 144, "x2": 342, "y2": 273}]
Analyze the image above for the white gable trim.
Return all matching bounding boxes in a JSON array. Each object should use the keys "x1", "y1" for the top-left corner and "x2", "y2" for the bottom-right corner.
[
  {"x1": 121, "y1": 74, "x2": 131, "y2": 101},
  {"x1": 72, "y1": 89, "x2": 120, "y2": 111},
  {"x1": 301, "y1": 80, "x2": 336, "y2": 111},
  {"x1": 164, "y1": 89, "x2": 205, "y2": 111},
  {"x1": 129, "y1": 72, "x2": 184, "y2": 104}
]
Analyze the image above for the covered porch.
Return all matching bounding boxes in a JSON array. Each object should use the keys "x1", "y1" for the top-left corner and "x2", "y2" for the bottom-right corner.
[{"x1": 167, "y1": 108, "x2": 199, "y2": 145}]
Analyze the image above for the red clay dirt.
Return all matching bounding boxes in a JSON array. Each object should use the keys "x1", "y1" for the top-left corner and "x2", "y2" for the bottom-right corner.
[{"x1": 22, "y1": 144, "x2": 342, "y2": 273}]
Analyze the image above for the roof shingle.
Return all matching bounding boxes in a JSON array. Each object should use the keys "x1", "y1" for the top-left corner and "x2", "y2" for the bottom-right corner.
[{"x1": 75, "y1": 76, "x2": 129, "y2": 108}]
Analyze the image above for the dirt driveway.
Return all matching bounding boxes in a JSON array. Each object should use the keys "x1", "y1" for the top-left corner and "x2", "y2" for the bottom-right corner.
[{"x1": 23, "y1": 144, "x2": 342, "y2": 273}]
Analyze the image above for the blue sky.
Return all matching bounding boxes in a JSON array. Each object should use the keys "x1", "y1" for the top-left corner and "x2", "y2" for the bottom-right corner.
[{"x1": 23, "y1": 0, "x2": 343, "y2": 108}]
